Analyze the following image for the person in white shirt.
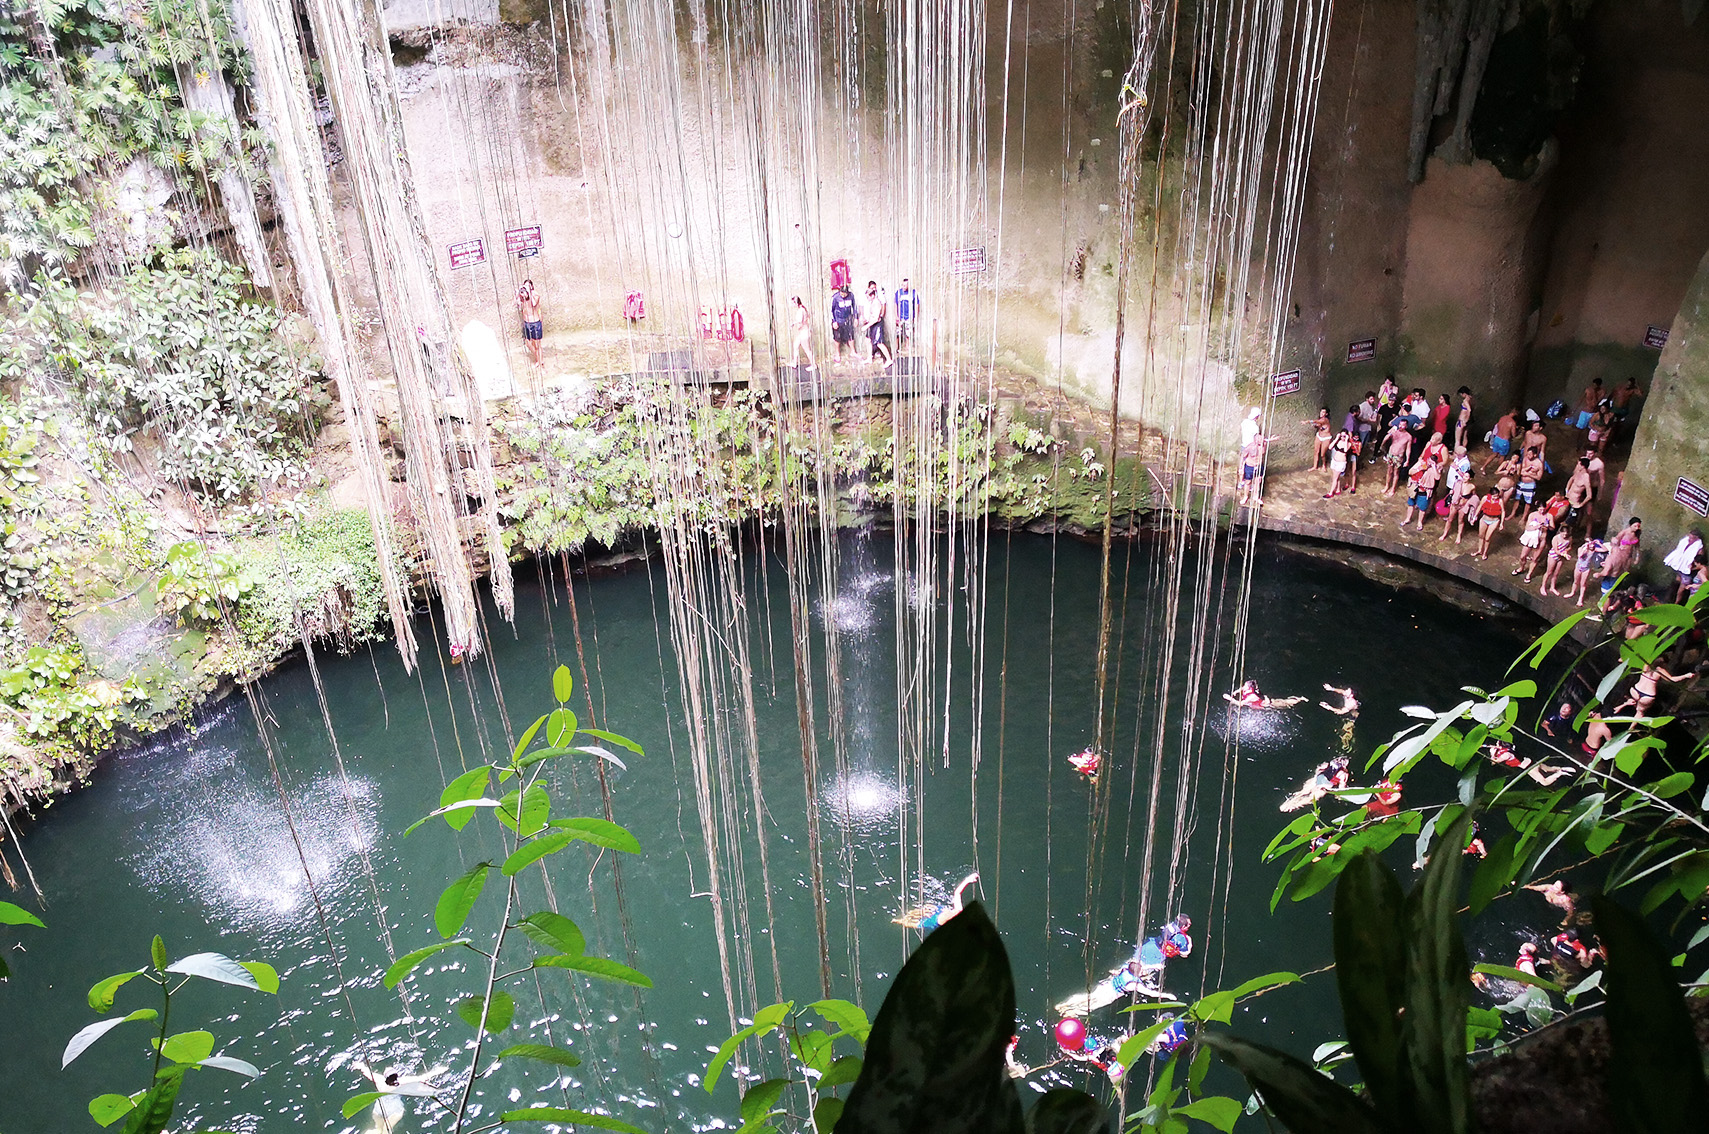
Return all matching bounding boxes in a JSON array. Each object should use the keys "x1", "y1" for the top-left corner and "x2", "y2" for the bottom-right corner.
[{"x1": 1665, "y1": 527, "x2": 1704, "y2": 602}]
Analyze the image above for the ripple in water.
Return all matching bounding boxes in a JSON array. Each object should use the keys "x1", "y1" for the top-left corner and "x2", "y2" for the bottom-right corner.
[{"x1": 133, "y1": 745, "x2": 382, "y2": 933}]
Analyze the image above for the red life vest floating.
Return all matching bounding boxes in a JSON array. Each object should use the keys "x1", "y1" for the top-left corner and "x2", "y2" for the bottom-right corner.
[
  {"x1": 701, "y1": 305, "x2": 746, "y2": 342},
  {"x1": 830, "y1": 258, "x2": 851, "y2": 291}
]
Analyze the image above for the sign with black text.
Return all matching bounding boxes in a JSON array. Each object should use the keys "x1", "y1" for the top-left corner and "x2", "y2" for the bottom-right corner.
[
  {"x1": 505, "y1": 225, "x2": 543, "y2": 257},
  {"x1": 1676, "y1": 477, "x2": 1709, "y2": 518},
  {"x1": 1644, "y1": 325, "x2": 1669, "y2": 350},
  {"x1": 1271, "y1": 369, "x2": 1301, "y2": 396},
  {"x1": 1346, "y1": 338, "x2": 1377, "y2": 363},
  {"x1": 951, "y1": 247, "x2": 986, "y2": 274},
  {"x1": 448, "y1": 239, "x2": 486, "y2": 269}
]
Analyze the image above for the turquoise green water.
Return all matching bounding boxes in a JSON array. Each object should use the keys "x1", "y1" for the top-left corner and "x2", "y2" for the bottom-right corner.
[{"x1": 0, "y1": 534, "x2": 1535, "y2": 1131}]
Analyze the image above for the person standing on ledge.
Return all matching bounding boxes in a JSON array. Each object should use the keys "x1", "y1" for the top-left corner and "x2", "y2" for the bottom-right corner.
[
  {"x1": 861, "y1": 279, "x2": 893, "y2": 368},
  {"x1": 788, "y1": 295, "x2": 816, "y2": 371},
  {"x1": 830, "y1": 282, "x2": 857, "y2": 360},
  {"x1": 894, "y1": 277, "x2": 920, "y2": 349},
  {"x1": 517, "y1": 279, "x2": 543, "y2": 366}
]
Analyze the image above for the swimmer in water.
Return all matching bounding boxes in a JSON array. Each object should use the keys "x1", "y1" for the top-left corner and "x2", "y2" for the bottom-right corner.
[
  {"x1": 1068, "y1": 747, "x2": 1102, "y2": 782},
  {"x1": 351, "y1": 1060, "x2": 448, "y2": 1133},
  {"x1": 1280, "y1": 755, "x2": 1351, "y2": 812},
  {"x1": 1485, "y1": 740, "x2": 1573, "y2": 786},
  {"x1": 1523, "y1": 879, "x2": 1577, "y2": 924},
  {"x1": 894, "y1": 872, "x2": 979, "y2": 931},
  {"x1": 1319, "y1": 684, "x2": 1359, "y2": 717},
  {"x1": 1223, "y1": 679, "x2": 1307, "y2": 709}
]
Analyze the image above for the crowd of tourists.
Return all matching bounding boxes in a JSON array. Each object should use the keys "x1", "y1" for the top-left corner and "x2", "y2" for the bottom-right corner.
[{"x1": 1242, "y1": 375, "x2": 1706, "y2": 606}]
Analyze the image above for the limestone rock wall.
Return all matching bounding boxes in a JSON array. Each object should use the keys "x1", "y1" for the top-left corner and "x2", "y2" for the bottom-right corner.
[{"x1": 1621, "y1": 245, "x2": 1709, "y2": 587}]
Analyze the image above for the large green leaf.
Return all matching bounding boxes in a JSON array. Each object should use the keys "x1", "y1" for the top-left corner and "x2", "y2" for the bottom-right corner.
[
  {"x1": 517, "y1": 911, "x2": 586, "y2": 957},
  {"x1": 812, "y1": 1097, "x2": 844, "y2": 1133},
  {"x1": 119, "y1": 1070, "x2": 184, "y2": 1134},
  {"x1": 239, "y1": 961, "x2": 280, "y2": 994},
  {"x1": 1512, "y1": 607, "x2": 1590, "y2": 672},
  {"x1": 579, "y1": 728, "x2": 645, "y2": 757},
  {"x1": 838, "y1": 902, "x2": 1024, "y2": 1133},
  {"x1": 1401, "y1": 813, "x2": 1473, "y2": 1134},
  {"x1": 499, "y1": 1107, "x2": 644, "y2": 1133},
  {"x1": 704, "y1": 1002, "x2": 793, "y2": 1094},
  {"x1": 88, "y1": 970, "x2": 146, "y2": 1012},
  {"x1": 165, "y1": 953, "x2": 260, "y2": 991},
  {"x1": 88, "y1": 1093, "x2": 137, "y2": 1127},
  {"x1": 342, "y1": 1091, "x2": 388, "y2": 1119},
  {"x1": 552, "y1": 664, "x2": 574, "y2": 703},
  {"x1": 199, "y1": 1055, "x2": 263, "y2": 1078},
  {"x1": 547, "y1": 707, "x2": 577, "y2": 747},
  {"x1": 1191, "y1": 971, "x2": 1300, "y2": 1025},
  {"x1": 157, "y1": 1030, "x2": 215, "y2": 1065},
  {"x1": 1174, "y1": 1096, "x2": 1244, "y2": 1133},
  {"x1": 512, "y1": 714, "x2": 548, "y2": 762},
  {"x1": 437, "y1": 766, "x2": 492, "y2": 832},
  {"x1": 1596, "y1": 894, "x2": 1709, "y2": 1134},
  {"x1": 383, "y1": 939, "x2": 471, "y2": 989},
  {"x1": 741, "y1": 1078, "x2": 789, "y2": 1125},
  {"x1": 63, "y1": 1009, "x2": 158, "y2": 1068},
  {"x1": 502, "y1": 832, "x2": 575, "y2": 876},
  {"x1": 1332, "y1": 852, "x2": 1408, "y2": 1128},
  {"x1": 548, "y1": 816, "x2": 642, "y2": 854},
  {"x1": 494, "y1": 1043, "x2": 582, "y2": 1069},
  {"x1": 456, "y1": 990, "x2": 516, "y2": 1034},
  {"x1": 434, "y1": 863, "x2": 492, "y2": 938},
  {"x1": 808, "y1": 998, "x2": 872, "y2": 1043},
  {"x1": 0, "y1": 899, "x2": 45, "y2": 927},
  {"x1": 819, "y1": 1055, "x2": 863, "y2": 1090},
  {"x1": 1201, "y1": 1032, "x2": 1382, "y2": 1134},
  {"x1": 534, "y1": 954, "x2": 652, "y2": 987}
]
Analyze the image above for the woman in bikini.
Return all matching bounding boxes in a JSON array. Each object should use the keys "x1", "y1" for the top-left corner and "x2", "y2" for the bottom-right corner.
[
  {"x1": 1611, "y1": 662, "x2": 1694, "y2": 715},
  {"x1": 1601, "y1": 517, "x2": 1642, "y2": 585},
  {"x1": 1454, "y1": 387, "x2": 1474, "y2": 450},
  {"x1": 1514, "y1": 507, "x2": 1553, "y2": 581},
  {"x1": 1485, "y1": 740, "x2": 1572, "y2": 785},
  {"x1": 1304, "y1": 407, "x2": 1332, "y2": 469},
  {"x1": 1540, "y1": 526, "x2": 1574, "y2": 596},
  {"x1": 1474, "y1": 489, "x2": 1504, "y2": 560},
  {"x1": 1324, "y1": 430, "x2": 1352, "y2": 497},
  {"x1": 1493, "y1": 451, "x2": 1520, "y2": 523},
  {"x1": 1587, "y1": 403, "x2": 1615, "y2": 456}
]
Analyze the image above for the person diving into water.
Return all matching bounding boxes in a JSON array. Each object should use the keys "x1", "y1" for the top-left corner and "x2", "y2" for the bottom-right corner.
[
  {"x1": 1054, "y1": 916, "x2": 1192, "y2": 1016},
  {"x1": 1224, "y1": 680, "x2": 1306, "y2": 709},
  {"x1": 894, "y1": 872, "x2": 979, "y2": 931}
]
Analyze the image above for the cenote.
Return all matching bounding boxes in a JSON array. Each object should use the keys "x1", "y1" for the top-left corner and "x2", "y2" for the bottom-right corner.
[{"x1": 0, "y1": 534, "x2": 1536, "y2": 1132}]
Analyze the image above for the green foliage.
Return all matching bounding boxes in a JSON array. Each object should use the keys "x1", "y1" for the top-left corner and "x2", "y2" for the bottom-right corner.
[
  {"x1": 63, "y1": 935, "x2": 275, "y2": 1131},
  {"x1": 155, "y1": 540, "x2": 251, "y2": 626},
  {"x1": 0, "y1": 642, "x2": 143, "y2": 757},
  {"x1": 368, "y1": 664, "x2": 649, "y2": 1131},
  {"x1": 0, "y1": 0, "x2": 264, "y2": 291},
  {"x1": 0, "y1": 898, "x2": 44, "y2": 979},
  {"x1": 231, "y1": 507, "x2": 389, "y2": 664},
  {"x1": 0, "y1": 400, "x2": 46, "y2": 596}
]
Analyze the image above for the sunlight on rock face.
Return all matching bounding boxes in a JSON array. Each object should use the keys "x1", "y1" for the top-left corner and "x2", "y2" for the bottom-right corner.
[{"x1": 133, "y1": 746, "x2": 381, "y2": 932}]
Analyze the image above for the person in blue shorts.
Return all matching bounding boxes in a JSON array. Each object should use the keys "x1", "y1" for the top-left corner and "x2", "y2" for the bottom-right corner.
[
  {"x1": 894, "y1": 278, "x2": 920, "y2": 348},
  {"x1": 517, "y1": 280, "x2": 543, "y2": 366}
]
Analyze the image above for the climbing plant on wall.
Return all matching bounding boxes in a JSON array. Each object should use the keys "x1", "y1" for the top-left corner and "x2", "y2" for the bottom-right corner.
[{"x1": 4, "y1": 249, "x2": 326, "y2": 501}]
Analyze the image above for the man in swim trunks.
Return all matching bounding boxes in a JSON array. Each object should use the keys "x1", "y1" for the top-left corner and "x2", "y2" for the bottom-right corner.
[
  {"x1": 1481, "y1": 407, "x2": 1519, "y2": 473},
  {"x1": 1610, "y1": 377, "x2": 1643, "y2": 438},
  {"x1": 1381, "y1": 421, "x2": 1414, "y2": 496},
  {"x1": 1581, "y1": 712, "x2": 1612, "y2": 757},
  {"x1": 1514, "y1": 447, "x2": 1544, "y2": 519},
  {"x1": 1319, "y1": 685, "x2": 1359, "y2": 717},
  {"x1": 893, "y1": 278, "x2": 919, "y2": 348},
  {"x1": 517, "y1": 279, "x2": 543, "y2": 366},
  {"x1": 861, "y1": 280, "x2": 893, "y2": 367}
]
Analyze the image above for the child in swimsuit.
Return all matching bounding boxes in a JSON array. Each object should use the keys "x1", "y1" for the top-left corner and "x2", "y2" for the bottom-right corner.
[{"x1": 1541, "y1": 527, "x2": 1574, "y2": 596}]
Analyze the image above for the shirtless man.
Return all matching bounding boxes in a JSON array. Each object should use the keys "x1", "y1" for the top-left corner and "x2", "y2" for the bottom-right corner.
[
  {"x1": 1481, "y1": 407, "x2": 1519, "y2": 473},
  {"x1": 1382, "y1": 421, "x2": 1414, "y2": 496},
  {"x1": 1563, "y1": 459, "x2": 1593, "y2": 534},
  {"x1": 1610, "y1": 377, "x2": 1644, "y2": 437},
  {"x1": 788, "y1": 295, "x2": 816, "y2": 369},
  {"x1": 1581, "y1": 711, "x2": 1612, "y2": 757},
  {"x1": 517, "y1": 279, "x2": 543, "y2": 366},
  {"x1": 1524, "y1": 879, "x2": 1577, "y2": 923},
  {"x1": 1319, "y1": 684, "x2": 1359, "y2": 717},
  {"x1": 1520, "y1": 418, "x2": 1547, "y2": 463},
  {"x1": 1514, "y1": 447, "x2": 1545, "y2": 520}
]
